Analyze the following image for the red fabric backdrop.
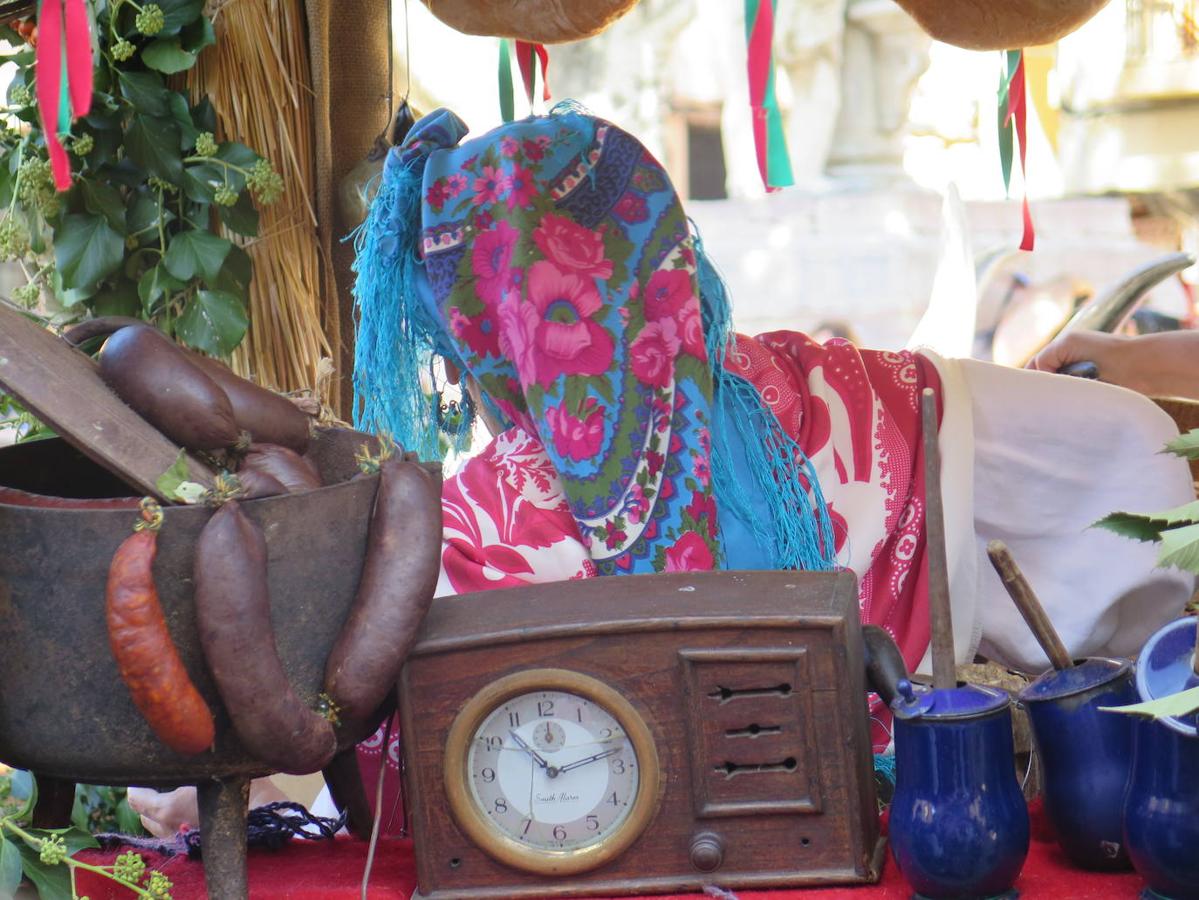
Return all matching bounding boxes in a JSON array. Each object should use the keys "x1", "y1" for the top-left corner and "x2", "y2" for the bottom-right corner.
[{"x1": 72, "y1": 805, "x2": 1147, "y2": 899}]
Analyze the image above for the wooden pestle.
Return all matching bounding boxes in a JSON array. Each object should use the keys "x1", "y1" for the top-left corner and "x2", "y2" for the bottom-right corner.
[
  {"x1": 921, "y1": 388, "x2": 957, "y2": 690},
  {"x1": 986, "y1": 540, "x2": 1073, "y2": 671}
]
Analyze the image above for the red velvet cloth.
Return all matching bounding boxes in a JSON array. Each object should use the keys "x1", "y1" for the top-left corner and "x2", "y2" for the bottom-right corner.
[{"x1": 72, "y1": 807, "x2": 1145, "y2": 899}]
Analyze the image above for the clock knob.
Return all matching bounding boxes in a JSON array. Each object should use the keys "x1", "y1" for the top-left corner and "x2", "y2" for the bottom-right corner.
[{"x1": 689, "y1": 832, "x2": 724, "y2": 872}]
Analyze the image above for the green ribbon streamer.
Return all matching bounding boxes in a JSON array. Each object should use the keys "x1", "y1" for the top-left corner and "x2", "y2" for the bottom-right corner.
[
  {"x1": 498, "y1": 39, "x2": 514, "y2": 124},
  {"x1": 997, "y1": 49, "x2": 1021, "y2": 194}
]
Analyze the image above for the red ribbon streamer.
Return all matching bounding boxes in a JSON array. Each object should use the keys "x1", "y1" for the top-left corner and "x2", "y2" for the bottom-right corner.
[
  {"x1": 514, "y1": 40, "x2": 551, "y2": 106},
  {"x1": 35, "y1": 0, "x2": 93, "y2": 191},
  {"x1": 746, "y1": 0, "x2": 774, "y2": 190},
  {"x1": 1005, "y1": 53, "x2": 1035, "y2": 252}
]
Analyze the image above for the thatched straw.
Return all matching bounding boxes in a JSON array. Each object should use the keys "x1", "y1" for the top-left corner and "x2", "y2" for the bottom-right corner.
[{"x1": 188, "y1": 0, "x2": 334, "y2": 407}]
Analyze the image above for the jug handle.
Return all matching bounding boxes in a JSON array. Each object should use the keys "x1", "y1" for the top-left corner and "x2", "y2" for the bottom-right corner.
[{"x1": 863, "y1": 624, "x2": 911, "y2": 707}]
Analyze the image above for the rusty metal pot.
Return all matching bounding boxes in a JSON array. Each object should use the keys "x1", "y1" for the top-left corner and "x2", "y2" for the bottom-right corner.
[{"x1": 0, "y1": 427, "x2": 406, "y2": 898}]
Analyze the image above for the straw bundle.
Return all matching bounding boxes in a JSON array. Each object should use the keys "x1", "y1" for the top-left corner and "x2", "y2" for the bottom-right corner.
[{"x1": 188, "y1": 0, "x2": 334, "y2": 407}]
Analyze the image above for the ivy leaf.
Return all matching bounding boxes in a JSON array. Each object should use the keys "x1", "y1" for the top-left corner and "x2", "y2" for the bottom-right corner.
[
  {"x1": 217, "y1": 190, "x2": 259, "y2": 237},
  {"x1": 141, "y1": 37, "x2": 198, "y2": 74},
  {"x1": 8, "y1": 769, "x2": 35, "y2": 821},
  {"x1": 181, "y1": 15, "x2": 216, "y2": 53},
  {"x1": 117, "y1": 70, "x2": 169, "y2": 116},
  {"x1": 1101, "y1": 685, "x2": 1199, "y2": 720},
  {"x1": 54, "y1": 213, "x2": 124, "y2": 291},
  {"x1": 15, "y1": 841, "x2": 70, "y2": 900},
  {"x1": 125, "y1": 115, "x2": 183, "y2": 182},
  {"x1": 1164, "y1": 428, "x2": 1199, "y2": 460},
  {"x1": 1157, "y1": 521, "x2": 1199, "y2": 572},
  {"x1": 177, "y1": 289, "x2": 247, "y2": 356},
  {"x1": 163, "y1": 229, "x2": 231, "y2": 283},
  {"x1": 91, "y1": 282, "x2": 141, "y2": 318},
  {"x1": 192, "y1": 96, "x2": 216, "y2": 134},
  {"x1": 0, "y1": 837, "x2": 21, "y2": 899},
  {"x1": 181, "y1": 162, "x2": 222, "y2": 204},
  {"x1": 157, "y1": 0, "x2": 205, "y2": 35},
  {"x1": 214, "y1": 244, "x2": 252, "y2": 301},
  {"x1": 78, "y1": 180, "x2": 126, "y2": 233},
  {"x1": 167, "y1": 92, "x2": 199, "y2": 149},
  {"x1": 155, "y1": 449, "x2": 189, "y2": 499},
  {"x1": 138, "y1": 263, "x2": 184, "y2": 315},
  {"x1": 126, "y1": 189, "x2": 173, "y2": 241}
]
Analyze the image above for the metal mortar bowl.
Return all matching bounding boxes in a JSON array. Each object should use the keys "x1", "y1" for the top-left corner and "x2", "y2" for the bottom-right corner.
[{"x1": 0, "y1": 428, "x2": 406, "y2": 898}]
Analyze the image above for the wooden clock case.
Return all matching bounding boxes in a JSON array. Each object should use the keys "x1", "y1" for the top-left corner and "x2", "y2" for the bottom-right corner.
[{"x1": 399, "y1": 570, "x2": 884, "y2": 899}]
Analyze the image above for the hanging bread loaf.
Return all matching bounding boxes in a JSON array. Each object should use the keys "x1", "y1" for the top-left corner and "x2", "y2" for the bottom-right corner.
[
  {"x1": 419, "y1": 0, "x2": 640, "y2": 43},
  {"x1": 893, "y1": 0, "x2": 1108, "y2": 50}
]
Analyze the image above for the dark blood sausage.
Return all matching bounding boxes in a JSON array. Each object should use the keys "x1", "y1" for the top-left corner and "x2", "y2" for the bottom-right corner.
[
  {"x1": 194, "y1": 501, "x2": 337, "y2": 774},
  {"x1": 324, "y1": 459, "x2": 442, "y2": 723},
  {"x1": 107, "y1": 525, "x2": 215, "y2": 756},
  {"x1": 99, "y1": 325, "x2": 239, "y2": 451},
  {"x1": 187, "y1": 352, "x2": 313, "y2": 454},
  {"x1": 240, "y1": 444, "x2": 322, "y2": 494},
  {"x1": 232, "y1": 467, "x2": 288, "y2": 500},
  {"x1": 62, "y1": 315, "x2": 145, "y2": 347}
]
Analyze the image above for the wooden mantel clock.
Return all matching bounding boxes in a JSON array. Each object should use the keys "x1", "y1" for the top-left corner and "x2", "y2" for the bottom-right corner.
[{"x1": 399, "y1": 570, "x2": 884, "y2": 899}]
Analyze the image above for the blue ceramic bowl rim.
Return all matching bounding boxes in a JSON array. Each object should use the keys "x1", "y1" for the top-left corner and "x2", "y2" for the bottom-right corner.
[
  {"x1": 1018, "y1": 656, "x2": 1132, "y2": 705},
  {"x1": 1135, "y1": 617, "x2": 1199, "y2": 737}
]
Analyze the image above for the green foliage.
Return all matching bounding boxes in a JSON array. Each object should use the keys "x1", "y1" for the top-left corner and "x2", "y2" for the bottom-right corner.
[
  {"x1": 0, "y1": 0, "x2": 283, "y2": 355},
  {"x1": 0, "y1": 768, "x2": 163, "y2": 899},
  {"x1": 1097, "y1": 428, "x2": 1199, "y2": 573}
]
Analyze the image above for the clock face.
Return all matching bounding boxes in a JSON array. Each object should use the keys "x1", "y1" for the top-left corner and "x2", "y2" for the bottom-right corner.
[
  {"x1": 444, "y1": 669, "x2": 661, "y2": 875},
  {"x1": 466, "y1": 689, "x2": 640, "y2": 852}
]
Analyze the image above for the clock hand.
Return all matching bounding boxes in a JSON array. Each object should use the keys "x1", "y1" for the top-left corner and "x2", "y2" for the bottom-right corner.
[
  {"x1": 508, "y1": 730, "x2": 557, "y2": 777},
  {"x1": 557, "y1": 745, "x2": 623, "y2": 775}
]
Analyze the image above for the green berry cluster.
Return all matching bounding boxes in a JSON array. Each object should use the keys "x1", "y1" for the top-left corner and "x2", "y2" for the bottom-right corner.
[
  {"x1": 0, "y1": 216, "x2": 29, "y2": 261},
  {"x1": 38, "y1": 833, "x2": 67, "y2": 866},
  {"x1": 71, "y1": 133, "x2": 94, "y2": 156},
  {"x1": 12, "y1": 281, "x2": 40, "y2": 306},
  {"x1": 17, "y1": 158, "x2": 59, "y2": 217},
  {"x1": 147, "y1": 175, "x2": 178, "y2": 194},
  {"x1": 113, "y1": 850, "x2": 146, "y2": 884},
  {"x1": 214, "y1": 185, "x2": 238, "y2": 207},
  {"x1": 145, "y1": 870, "x2": 173, "y2": 899},
  {"x1": 8, "y1": 83, "x2": 31, "y2": 106},
  {"x1": 111, "y1": 38, "x2": 136, "y2": 61},
  {"x1": 247, "y1": 157, "x2": 283, "y2": 204},
  {"x1": 194, "y1": 131, "x2": 217, "y2": 158},
  {"x1": 135, "y1": 3, "x2": 165, "y2": 35}
]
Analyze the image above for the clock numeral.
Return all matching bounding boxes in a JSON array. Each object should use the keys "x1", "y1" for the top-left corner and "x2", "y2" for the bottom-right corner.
[
  {"x1": 600, "y1": 727, "x2": 613, "y2": 739},
  {"x1": 494, "y1": 798, "x2": 508, "y2": 814},
  {"x1": 521, "y1": 818, "x2": 533, "y2": 836},
  {"x1": 576, "y1": 707, "x2": 583, "y2": 723},
  {"x1": 607, "y1": 791, "x2": 619, "y2": 807},
  {"x1": 480, "y1": 767, "x2": 496, "y2": 783},
  {"x1": 484, "y1": 736, "x2": 502, "y2": 751},
  {"x1": 537, "y1": 700, "x2": 554, "y2": 717},
  {"x1": 552, "y1": 825, "x2": 567, "y2": 841},
  {"x1": 611, "y1": 758, "x2": 625, "y2": 774},
  {"x1": 586, "y1": 815, "x2": 599, "y2": 831},
  {"x1": 508, "y1": 711, "x2": 520, "y2": 727}
]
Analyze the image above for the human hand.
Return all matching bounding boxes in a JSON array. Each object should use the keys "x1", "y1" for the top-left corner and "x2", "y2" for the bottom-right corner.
[{"x1": 1029, "y1": 329, "x2": 1199, "y2": 400}]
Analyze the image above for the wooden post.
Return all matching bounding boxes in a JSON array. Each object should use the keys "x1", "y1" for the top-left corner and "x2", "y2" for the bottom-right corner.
[{"x1": 921, "y1": 388, "x2": 956, "y2": 691}]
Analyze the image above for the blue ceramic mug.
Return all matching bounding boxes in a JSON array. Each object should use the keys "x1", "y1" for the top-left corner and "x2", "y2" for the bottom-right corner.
[
  {"x1": 889, "y1": 684, "x2": 1030, "y2": 899},
  {"x1": 1123, "y1": 617, "x2": 1199, "y2": 900},
  {"x1": 1019, "y1": 657, "x2": 1136, "y2": 870}
]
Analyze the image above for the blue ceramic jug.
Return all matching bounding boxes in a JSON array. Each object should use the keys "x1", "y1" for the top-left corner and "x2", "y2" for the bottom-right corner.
[
  {"x1": 889, "y1": 684, "x2": 1030, "y2": 900},
  {"x1": 1019, "y1": 657, "x2": 1136, "y2": 870},
  {"x1": 1123, "y1": 617, "x2": 1199, "y2": 900}
]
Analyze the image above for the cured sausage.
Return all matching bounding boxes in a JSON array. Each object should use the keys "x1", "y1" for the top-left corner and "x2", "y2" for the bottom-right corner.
[
  {"x1": 107, "y1": 500, "x2": 215, "y2": 755},
  {"x1": 240, "y1": 444, "x2": 321, "y2": 494},
  {"x1": 99, "y1": 325, "x2": 239, "y2": 451},
  {"x1": 187, "y1": 353, "x2": 312, "y2": 454},
  {"x1": 193, "y1": 501, "x2": 336, "y2": 774},
  {"x1": 324, "y1": 459, "x2": 441, "y2": 723}
]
